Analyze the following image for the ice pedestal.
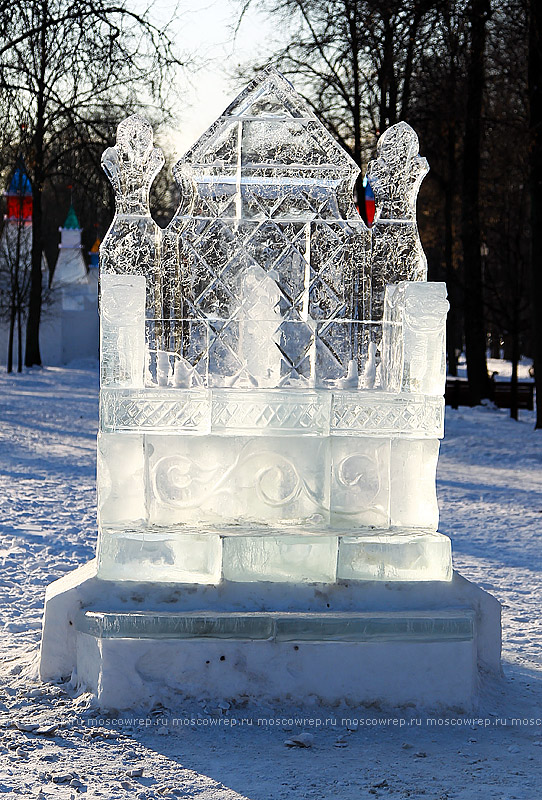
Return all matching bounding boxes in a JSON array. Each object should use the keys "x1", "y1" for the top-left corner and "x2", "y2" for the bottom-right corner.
[
  {"x1": 40, "y1": 68, "x2": 501, "y2": 709},
  {"x1": 96, "y1": 384, "x2": 449, "y2": 584},
  {"x1": 75, "y1": 630, "x2": 478, "y2": 708},
  {"x1": 40, "y1": 562, "x2": 501, "y2": 710}
]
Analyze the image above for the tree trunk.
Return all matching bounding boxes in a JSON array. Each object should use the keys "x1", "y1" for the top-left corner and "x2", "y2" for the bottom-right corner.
[
  {"x1": 25, "y1": 182, "x2": 44, "y2": 367},
  {"x1": 400, "y1": 43, "x2": 414, "y2": 121},
  {"x1": 7, "y1": 306, "x2": 15, "y2": 374},
  {"x1": 510, "y1": 325, "x2": 519, "y2": 421},
  {"x1": 503, "y1": 336, "x2": 513, "y2": 362},
  {"x1": 379, "y1": 15, "x2": 394, "y2": 131},
  {"x1": 489, "y1": 332, "x2": 500, "y2": 359},
  {"x1": 25, "y1": 1, "x2": 47, "y2": 368},
  {"x1": 17, "y1": 307, "x2": 23, "y2": 373},
  {"x1": 529, "y1": 0, "x2": 542, "y2": 428},
  {"x1": 445, "y1": 106, "x2": 458, "y2": 376},
  {"x1": 400, "y1": 11, "x2": 423, "y2": 121},
  {"x1": 461, "y1": 0, "x2": 491, "y2": 404}
]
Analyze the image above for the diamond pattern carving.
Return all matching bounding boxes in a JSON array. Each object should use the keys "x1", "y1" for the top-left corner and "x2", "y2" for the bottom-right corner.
[
  {"x1": 100, "y1": 388, "x2": 443, "y2": 437},
  {"x1": 101, "y1": 69, "x2": 430, "y2": 386},
  {"x1": 332, "y1": 395, "x2": 444, "y2": 437},
  {"x1": 101, "y1": 390, "x2": 210, "y2": 433},
  {"x1": 212, "y1": 392, "x2": 330, "y2": 434}
]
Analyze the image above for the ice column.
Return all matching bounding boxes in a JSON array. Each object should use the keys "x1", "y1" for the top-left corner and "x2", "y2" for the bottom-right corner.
[
  {"x1": 238, "y1": 265, "x2": 282, "y2": 388},
  {"x1": 100, "y1": 274, "x2": 146, "y2": 387}
]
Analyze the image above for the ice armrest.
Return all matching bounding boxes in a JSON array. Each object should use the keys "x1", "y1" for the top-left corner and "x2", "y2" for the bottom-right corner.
[{"x1": 381, "y1": 282, "x2": 449, "y2": 395}]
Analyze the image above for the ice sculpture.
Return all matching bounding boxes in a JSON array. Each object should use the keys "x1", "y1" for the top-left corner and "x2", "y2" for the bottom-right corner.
[{"x1": 97, "y1": 66, "x2": 450, "y2": 584}]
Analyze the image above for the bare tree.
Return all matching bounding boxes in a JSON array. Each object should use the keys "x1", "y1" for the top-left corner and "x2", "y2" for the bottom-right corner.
[
  {"x1": 0, "y1": 176, "x2": 32, "y2": 372},
  {"x1": 0, "y1": 0, "x2": 185, "y2": 367},
  {"x1": 235, "y1": 0, "x2": 441, "y2": 201},
  {"x1": 528, "y1": 0, "x2": 542, "y2": 428},
  {"x1": 482, "y1": 1, "x2": 530, "y2": 419},
  {"x1": 407, "y1": 0, "x2": 469, "y2": 377},
  {"x1": 460, "y1": 0, "x2": 492, "y2": 404}
]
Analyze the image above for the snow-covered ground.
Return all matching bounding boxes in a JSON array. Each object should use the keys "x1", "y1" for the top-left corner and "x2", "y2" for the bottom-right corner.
[{"x1": 0, "y1": 364, "x2": 541, "y2": 799}]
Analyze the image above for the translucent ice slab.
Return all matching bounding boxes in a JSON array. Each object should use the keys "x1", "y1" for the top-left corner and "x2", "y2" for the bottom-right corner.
[
  {"x1": 97, "y1": 527, "x2": 222, "y2": 583},
  {"x1": 96, "y1": 525, "x2": 451, "y2": 584},
  {"x1": 338, "y1": 530, "x2": 452, "y2": 582},
  {"x1": 78, "y1": 609, "x2": 474, "y2": 643},
  {"x1": 381, "y1": 282, "x2": 449, "y2": 395},
  {"x1": 100, "y1": 274, "x2": 146, "y2": 388},
  {"x1": 330, "y1": 437, "x2": 390, "y2": 527},
  {"x1": 222, "y1": 534, "x2": 338, "y2": 583},
  {"x1": 80, "y1": 610, "x2": 275, "y2": 640},
  {"x1": 100, "y1": 387, "x2": 445, "y2": 438},
  {"x1": 97, "y1": 428, "x2": 439, "y2": 534},
  {"x1": 146, "y1": 434, "x2": 330, "y2": 528},
  {"x1": 97, "y1": 433, "x2": 145, "y2": 526},
  {"x1": 390, "y1": 439, "x2": 439, "y2": 528}
]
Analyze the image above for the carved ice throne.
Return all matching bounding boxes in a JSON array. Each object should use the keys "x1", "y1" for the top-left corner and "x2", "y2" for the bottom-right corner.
[{"x1": 40, "y1": 69, "x2": 501, "y2": 708}]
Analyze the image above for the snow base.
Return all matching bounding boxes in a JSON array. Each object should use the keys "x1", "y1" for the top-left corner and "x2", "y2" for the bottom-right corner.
[
  {"x1": 40, "y1": 560, "x2": 501, "y2": 711},
  {"x1": 76, "y1": 629, "x2": 477, "y2": 709}
]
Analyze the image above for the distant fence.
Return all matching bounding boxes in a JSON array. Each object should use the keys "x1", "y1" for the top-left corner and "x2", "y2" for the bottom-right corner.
[{"x1": 445, "y1": 379, "x2": 534, "y2": 410}]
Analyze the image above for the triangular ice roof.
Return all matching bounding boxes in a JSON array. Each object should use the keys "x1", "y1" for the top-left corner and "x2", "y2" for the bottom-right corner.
[
  {"x1": 178, "y1": 66, "x2": 359, "y2": 177},
  {"x1": 223, "y1": 65, "x2": 315, "y2": 119}
]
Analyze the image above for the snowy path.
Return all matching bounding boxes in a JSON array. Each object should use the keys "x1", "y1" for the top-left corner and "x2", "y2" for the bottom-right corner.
[{"x1": 0, "y1": 366, "x2": 541, "y2": 799}]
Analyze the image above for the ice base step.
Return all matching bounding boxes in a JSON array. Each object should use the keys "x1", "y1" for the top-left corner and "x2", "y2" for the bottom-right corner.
[
  {"x1": 40, "y1": 562, "x2": 502, "y2": 710},
  {"x1": 97, "y1": 527, "x2": 452, "y2": 584},
  {"x1": 74, "y1": 607, "x2": 477, "y2": 709},
  {"x1": 77, "y1": 609, "x2": 474, "y2": 643}
]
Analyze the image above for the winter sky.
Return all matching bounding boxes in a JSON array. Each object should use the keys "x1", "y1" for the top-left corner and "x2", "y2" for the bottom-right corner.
[{"x1": 143, "y1": 0, "x2": 279, "y2": 157}]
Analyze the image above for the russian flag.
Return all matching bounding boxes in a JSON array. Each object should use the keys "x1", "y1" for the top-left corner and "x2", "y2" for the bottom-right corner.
[{"x1": 363, "y1": 176, "x2": 375, "y2": 227}]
